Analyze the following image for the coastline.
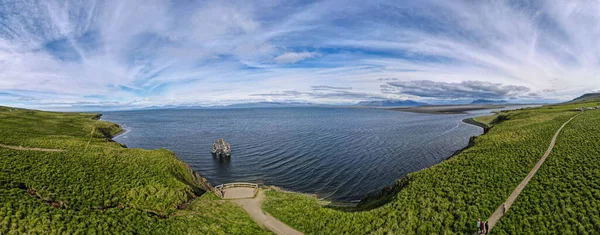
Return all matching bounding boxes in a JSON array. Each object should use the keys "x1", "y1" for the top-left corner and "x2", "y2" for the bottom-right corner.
[
  {"x1": 100, "y1": 110, "x2": 493, "y2": 206},
  {"x1": 110, "y1": 125, "x2": 129, "y2": 139},
  {"x1": 100, "y1": 114, "x2": 213, "y2": 191},
  {"x1": 448, "y1": 117, "x2": 489, "y2": 157},
  {"x1": 389, "y1": 104, "x2": 507, "y2": 114},
  {"x1": 320, "y1": 114, "x2": 494, "y2": 208},
  {"x1": 463, "y1": 117, "x2": 491, "y2": 133}
]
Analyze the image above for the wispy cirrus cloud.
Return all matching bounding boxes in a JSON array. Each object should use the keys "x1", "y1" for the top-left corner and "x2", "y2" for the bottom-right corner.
[
  {"x1": 311, "y1": 85, "x2": 352, "y2": 91},
  {"x1": 0, "y1": 0, "x2": 599, "y2": 110},
  {"x1": 274, "y1": 51, "x2": 319, "y2": 64}
]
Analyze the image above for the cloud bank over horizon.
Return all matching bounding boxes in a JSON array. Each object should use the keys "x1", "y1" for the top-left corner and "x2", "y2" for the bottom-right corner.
[{"x1": 0, "y1": 0, "x2": 599, "y2": 110}]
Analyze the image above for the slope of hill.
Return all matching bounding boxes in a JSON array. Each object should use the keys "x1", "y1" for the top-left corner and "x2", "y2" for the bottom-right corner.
[
  {"x1": 569, "y1": 93, "x2": 600, "y2": 103},
  {"x1": 0, "y1": 106, "x2": 270, "y2": 234}
]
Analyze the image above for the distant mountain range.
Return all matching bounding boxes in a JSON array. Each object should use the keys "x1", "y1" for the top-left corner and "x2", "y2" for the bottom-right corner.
[
  {"x1": 355, "y1": 100, "x2": 428, "y2": 107},
  {"x1": 137, "y1": 102, "x2": 316, "y2": 110},
  {"x1": 138, "y1": 100, "x2": 430, "y2": 110},
  {"x1": 470, "y1": 99, "x2": 508, "y2": 105},
  {"x1": 134, "y1": 98, "x2": 529, "y2": 111},
  {"x1": 218, "y1": 102, "x2": 315, "y2": 108}
]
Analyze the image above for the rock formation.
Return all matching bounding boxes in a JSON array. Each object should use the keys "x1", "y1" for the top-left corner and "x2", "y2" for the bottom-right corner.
[{"x1": 212, "y1": 138, "x2": 231, "y2": 158}]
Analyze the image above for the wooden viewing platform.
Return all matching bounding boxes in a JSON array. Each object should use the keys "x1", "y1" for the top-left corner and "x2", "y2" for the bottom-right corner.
[
  {"x1": 215, "y1": 183, "x2": 303, "y2": 234},
  {"x1": 214, "y1": 182, "x2": 259, "y2": 199}
]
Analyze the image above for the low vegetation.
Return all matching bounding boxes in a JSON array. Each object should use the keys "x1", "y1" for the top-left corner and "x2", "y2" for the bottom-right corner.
[
  {"x1": 493, "y1": 109, "x2": 600, "y2": 234},
  {"x1": 471, "y1": 113, "x2": 499, "y2": 128},
  {"x1": 0, "y1": 107, "x2": 269, "y2": 234},
  {"x1": 263, "y1": 102, "x2": 599, "y2": 234}
]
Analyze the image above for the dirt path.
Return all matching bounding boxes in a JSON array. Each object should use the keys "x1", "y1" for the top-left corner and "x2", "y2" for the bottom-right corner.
[
  {"x1": 0, "y1": 143, "x2": 64, "y2": 152},
  {"x1": 232, "y1": 190, "x2": 303, "y2": 235},
  {"x1": 482, "y1": 112, "x2": 582, "y2": 233}
]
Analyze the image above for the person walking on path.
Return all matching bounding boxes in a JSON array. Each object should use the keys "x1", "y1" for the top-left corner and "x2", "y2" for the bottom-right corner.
[
  {"x1": 502, "y1": 203, "x2": 507, "y2": 214},
  {"x1": 477, "y1": 218, "x2": 481, "y2": 233},
  {"x1": 479, "y1": 220, "x2": 485, "y2": 234},
  {"x1": 485, "y1": 221, "x2": 489, "y2": 234}
]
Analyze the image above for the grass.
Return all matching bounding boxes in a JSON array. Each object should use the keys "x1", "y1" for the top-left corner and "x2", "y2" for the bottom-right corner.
[
  {"x1": 262, "y1": 102, "x2": 599, "y2": 234},
  {"x1": 0, "y1": 107, "x2": 270, "y2": 234},
  {"x1": 492, "y1": 109, "x2": 600, "y2": 234},
  {"x1": 472, "y1": 113, "x2": 500, "y2": 128}
]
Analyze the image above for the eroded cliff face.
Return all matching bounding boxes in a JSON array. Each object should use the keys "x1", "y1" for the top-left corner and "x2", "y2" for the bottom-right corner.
[{"x1": 188, "y1": 165, "x2": 213, "y2": 192}]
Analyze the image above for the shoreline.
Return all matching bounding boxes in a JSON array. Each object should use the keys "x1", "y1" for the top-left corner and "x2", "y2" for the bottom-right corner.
[
  {"x1": 100, "y1": 115, "x2": 352, "y2": 203},
  {"x1": 97, "y1": 113, "x2": 129, "y2": 140},
  {"x1": 337, "y1": 116, "x2": 492, "y2": 208},
  {"x1": 462, "y1": 117, "x2": 491, "y2": 133},
  {"x1": 110, "y1": 125, "x2": 129, "y2": 139},
  {"x1": 282, "y1": 115, "x2": 493, "y2": 207},
  {"x1": 100, "y1": 115, "x2": 213, "y2": 191},
  {"x1": 389, "y1": 104, "x2": 508, "y2": 114},
  {"x1": 100, "y1": 111, "x2": 493, "y2": 205},
  {"x1": 449, "y1": 118, "x2": 489, "y2": 157},
  {"x1": 96, "y1": 113, "x2": 128, "y2": 139}
]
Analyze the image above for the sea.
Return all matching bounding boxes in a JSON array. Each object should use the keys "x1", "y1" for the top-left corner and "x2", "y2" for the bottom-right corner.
[{"x1": 102, "y1": 107, "x2": 503, "y2": 201}]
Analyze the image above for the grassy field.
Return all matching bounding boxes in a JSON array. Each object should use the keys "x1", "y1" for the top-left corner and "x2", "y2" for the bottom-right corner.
[
  {"x1": 0, "y1": 107, "x2": 270, "y2": 234},
  {"x1": 493, "y1": 109, "x2": 600, "y2": 234},
  {"x1": 262, "y1": 100, "x2": 600, "y2": 234}
]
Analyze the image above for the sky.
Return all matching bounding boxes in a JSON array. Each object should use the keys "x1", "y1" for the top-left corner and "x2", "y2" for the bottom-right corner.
[{"x1": 0, "y1": 0, "x2": 599, "y2": 110}]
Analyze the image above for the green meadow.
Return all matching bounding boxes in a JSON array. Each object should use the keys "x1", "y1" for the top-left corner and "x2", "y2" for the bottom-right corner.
[
  {"x1": 493, "y1": 108, "x2": 600, "y2": 234},
  {"x1": 0, "y1": 107, "x2": 269, "y2": 234}
]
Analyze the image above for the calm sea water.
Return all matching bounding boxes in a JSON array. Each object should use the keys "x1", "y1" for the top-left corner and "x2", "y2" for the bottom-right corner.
[{"x1": 102, "y1": 107, "x2": 485, "y2": 201}]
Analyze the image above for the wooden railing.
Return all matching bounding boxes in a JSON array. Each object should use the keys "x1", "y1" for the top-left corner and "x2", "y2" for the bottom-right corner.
[{"x1": 214, "y1": 182, "x2": 259, "y2": 198}]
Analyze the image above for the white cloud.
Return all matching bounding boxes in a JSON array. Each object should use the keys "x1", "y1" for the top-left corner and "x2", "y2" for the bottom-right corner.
[
  {"x1": 274, "y1": 51, "x2": 318, "y2": 64},
  {"x1": 0, "y1": 0, "x2": 599, "y2": 110}
]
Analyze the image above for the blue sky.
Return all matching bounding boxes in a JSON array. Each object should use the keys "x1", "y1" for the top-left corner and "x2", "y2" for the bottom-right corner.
[{"x1": 0, "y1": 0, "x2": 599, "y2": 110}]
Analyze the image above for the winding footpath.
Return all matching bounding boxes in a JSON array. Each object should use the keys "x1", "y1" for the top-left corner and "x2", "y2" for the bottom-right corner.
[
  {"x1": 232, "y1": 191, "x2": 303, "y2": 235},
  {"x1": 0, "y1": 143, "x2": 63, "y2": 152},
  {"x1": 483, "y1": 112, "x2": 583, "y2": 233}
]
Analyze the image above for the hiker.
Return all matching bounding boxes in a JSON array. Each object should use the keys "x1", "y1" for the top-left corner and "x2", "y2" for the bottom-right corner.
[
  {"x1": 480, "y1": 220, "x2": 485, "y2": 234},
  {"x1": 477, "y1": 218, "x2": 481, "y2": 233},
  {"x1": 502, "y1": 203, "x2": 506, "y2": 214},
  {"x1": 485, "y1": 220, "x2": 489, "y2": 234}
]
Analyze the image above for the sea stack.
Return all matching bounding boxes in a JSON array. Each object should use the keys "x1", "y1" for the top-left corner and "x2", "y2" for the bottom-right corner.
[{"x1": 212, "y1": 138, "x2": 231, "y2": 158}]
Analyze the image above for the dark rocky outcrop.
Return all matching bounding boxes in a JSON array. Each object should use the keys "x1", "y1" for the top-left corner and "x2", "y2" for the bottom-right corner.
[{"x1": 212, "y1": 138, "x2": 231, "y2": 158}]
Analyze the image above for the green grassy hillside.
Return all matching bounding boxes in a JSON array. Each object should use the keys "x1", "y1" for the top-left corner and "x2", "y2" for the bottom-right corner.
[
  {"x1": 0, "y1": 107, "x2": 269, "y2": 234},
  {"x1": 262, "y1": 102, "x2": 598, "y2": 234},
  {"x1": 568, "y1": 93, "x2": 600, "y2": 104},
  {"x1": 493, "y1": 109, "x2": 600, "y2": 234}
]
